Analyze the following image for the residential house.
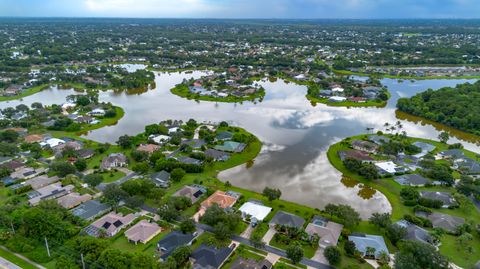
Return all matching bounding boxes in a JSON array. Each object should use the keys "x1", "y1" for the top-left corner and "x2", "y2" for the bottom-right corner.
[
  {"x1": 348, "y1": 233, "x2": 389, "y2": 259},
  {"x1": 230, "y1": 258, "x2": 272, "y2": 269},
  {"x1": 200, "y1": 190, "x2": 238, "y2": 211},
  {"x1": 1, "y1": 160, "x2": 25, "y2": 172},
  {"x1": 394, "y1": 220, "x2": 435, "y2": 246},
  {"x1": 269, "y1": 211, "x2": 305, "y2": 229},
  {"x1": 173, "y1": 185, "x2": 207, "y2": 203},
  {"x1": 125, "y1": 220, "x2": 162, "y2": 244},
  {"x1": 204, "y1": 149, "x2": 230, "y2": 161},
  {"x1": 157, "y1": 231, "x2": 196, "y2": 260},
  {"x1": 394, "y1": 174, "x2": 430, "y2": 186},
  {"x1": 101, "y1": 153, "x2": 127, "y2": 170},
  {"x1": 71, "y1": 200, "x2": 111, "y2": 221},
  {"x1": 368, "y1": 135, "x2": 391, "y2": 145},
  {"x1": 437, "y1": 149, "x2": 464, "y2": 160},
  {"x1": 40, "y1": 138, "x2": 65, "y2": 148},
  {"x1": 338, "y1": 150, "x2": 373, "y2": 162},
  {"x1": 57, "y1": 192, "x2": 92, "y2": 209},
  {"x1": 305, "y1": 216, "x2": 343, "y2": 248},
  {"x1": 150, "y1": 171, "x2": 170, "y2": 188},
  {"x1": 24, "y1": 134, "x2": 44, "y2": 143},
  {"x1": 137, "y1": 144, "x2": 160, "y2": 155},
  {"x1": 190, "y1": 244, "x2": 234, "y2": 269},
  {"x1": 25, "y1": 175, "x2": 60, "y2": 190},
  {"x1": 375, "y1": 161, "x2": 408, "y2": 175},
  {"x1": 238, "y1": 202, "x2": 272, "y2": 224},
  {"x1": 351, "y1": 140, "x2": 378, "y2": 153},
  {"x1": 412, "y1": 141, "x2": 436, "y2": 158},
  {"x1": 176, "y1": 156, "x2": 202, "y2": 165},
  {"x1": 454, "y1": 157, "x2": 480, "y2": 177},
  {"x1": 419, "y1": 191, "x2": 456, "y2": 208},
  {"x1": 416, "y1": 212, "x2": 465, "y2": 232},
  {"x1": 85, "y1": 212, "x2": 137, "y2": 237},
  {"x1": 28, "y1": 183, "x2": 74, "y2": 206},
  {"x1": 216, "y1": 131, "x2": 233, "y2": 141},
  {"x1": 10, "y1": 167, "x2": 44, "y2": 180},
  {"x1": 328, "y1": 96, "x2": 347, "y2": 102},
  {"x1": 77, "y1": 148, "x2": 95, "y2": 159},
  {"x1": 214, "y1": 141, "x2": 246, "y2": 153},
  {"x1": 181, "y1": 139, "x2": 206, "y2": 149},
  {"x1": 150, "y1": 134, "x2": 170, "y2": 145}
]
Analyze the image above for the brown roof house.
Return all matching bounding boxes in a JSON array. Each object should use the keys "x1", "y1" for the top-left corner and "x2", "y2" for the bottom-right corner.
[
  {"x1": 25, "y1": 175, "x2": 60, "y2": 190},
  {"x1": 101, "y1": 153, "x2": 127, "y2": 170},
  {"x1": 173, "y1": 185, "x2": 207, "y2": 203},
  {"x1": 305, "y1": 216, "x2": 343, "y2": 248},
  {"x1": 351, "y1": 140, "x2": 379, "y2": 153},
  {"x1": 136, "y1": 144, "x2": 161, "y2": 155},
  {"x1": 85, "y1": 212, "x2": 137, "y2": 237},
  {"x1": 28, "y1": 183, "x2": 74, "y2": 206},
  {"x1": 125, "y1": 219, "x2": 162, "y2": 244},
  {"x1": 57, "y1": 192, "x2": 92, "y2": 209},
  {"x1": 24, "y1": 134, "x2": 44, "y2": 143},
  {"x1": 195, "y1": 190, "x2": 238, "y2": 221}
]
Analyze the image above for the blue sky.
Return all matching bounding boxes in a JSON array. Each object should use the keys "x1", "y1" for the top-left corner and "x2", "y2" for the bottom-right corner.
[{"x1": 1, "y1": 0, "x2": 479, "y2": 19}]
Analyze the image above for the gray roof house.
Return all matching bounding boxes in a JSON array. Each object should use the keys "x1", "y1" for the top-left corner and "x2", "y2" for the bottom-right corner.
[
  {"x1": 191, "y1": 244, "x2": 234, "y2": 269},
  {"x1": 416, "y1": 212, "x2": 465, "y2": 232},
  {"x1": 216, "y1": 131, "x2": 233, "y2": 141},
  {"x1": 177, "y1": 156, "x2": 202, "y2": 165},
  {"x1": 150, "y1": 171, "x2": 171, "y2": 188},
  {"x1": 395, "y1": 220, "x2": 435, "y2": 246},
  {"x1": 101, "y1": 153, "x2": 127, "y2": 170},
  {"x1": 419, "y1": 191, "x2": 456, "y2": 208},
  {"x1": 412, "y1": 141, "x2": 436, "y2": 158},
  {"x1": 204, "y1": 149, "x2": 230, "y2": 161},
  {"x1": 348, "y1": 233, "x2": 389, "y2": 259},
  {"x1": 368, "y1": 135, "x2": 391, "y2": 145},
  {"x1": 394, "y1": 174, "x2": 430, "y2": 186},
  {"x1": 157, "y1": 231, "x2": 195, "y2": 260},
  {"x1": 437, "y1": 149, "x2": 464, "y2": 160},
  {"x1": 71, "y1": 200, "x2": 111, "y2": 221},
  {"x1": 269, "y1": 211, "x2": 305, "y2": 229},
  {"x1": 351, "y1": 140, "x2": 379, "y2": 153}
]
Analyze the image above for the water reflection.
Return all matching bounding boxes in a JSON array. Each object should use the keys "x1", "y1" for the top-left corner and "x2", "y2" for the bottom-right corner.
[{"x1": 2, "y1": 71, "x2": 478, "y2": 218}]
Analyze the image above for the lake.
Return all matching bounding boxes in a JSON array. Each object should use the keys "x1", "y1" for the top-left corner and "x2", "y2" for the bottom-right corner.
[{"x1": 2, "y1": 71, "x2": 478, "y2": 218}]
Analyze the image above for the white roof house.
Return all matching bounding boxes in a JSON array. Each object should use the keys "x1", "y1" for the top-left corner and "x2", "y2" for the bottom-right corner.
[
  {"x1": 331, "y1": 87, "x2": 344, "y2": 92},
  {"x1": 40, "y1": 138, "x2": 65, "y2": 148},
  {"x1": 375, "y1": 161, "x2": 401, "y2": 174},
  {"x1": 328, "y1": 96, "x2": 347, "y2": 102},
  {"x1": 238, "y1": 202, "x2": 272, "y2": 223},
  {"x1": 61, "y1": 102, "x2": 76, "y2": 110},
  {"x1": 150, "y1": 135, "x2": 171, "y2": 144},
  {"x1": 168, "y1": 127, "x2": 181, "y2": 134}
]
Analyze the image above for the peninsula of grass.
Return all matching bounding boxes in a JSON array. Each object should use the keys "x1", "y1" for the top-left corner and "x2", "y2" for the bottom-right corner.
[
  {"x1": 306, "y1": 93, "x2": 388, "y2": 108},
  {"x1": 327, "y1": 133, "x2": 480, "y2": 268},
  {"x1": 0, "y1": 84, "x2": 50, "y2": 102},
  {"x1": 75, "y1": 106, "x2": 125, "y2": 133},
  {"x1": 171, "y1": 84, "x2": 265, "y2": 103}
]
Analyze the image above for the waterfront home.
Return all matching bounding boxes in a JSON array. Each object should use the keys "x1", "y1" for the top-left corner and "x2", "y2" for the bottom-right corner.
[
  {"x1": 150, "y1": 170, "x2": 170, "y2": 188},
  {"x1": 85, "y1": 212, "x2": 137, "y2": 237},
  {"x1": 368, "y1": 135, "x2": 390, "y2": 145},
  {"x1": 173, "y1": 185, "x2": 207, "y2": 203},
  {"x1": 375, "y1": 161, "x2": 408, "y2": 175},
  {"x1": 101, "y1": 153, "x2": 127, "y2": 170},
  {"x1": 305, "y1": 216, "x2": 343, "y2": 248},
  {"x1": 419, "y1": 191, "x2": 456, "y2": 208},
  {"x1": 269, "y1": 211, "x2": 305, "y2": 229},
  {"x1": 28, "y1": 183, "x2": 74, "y2": 206},
  {"x1": 150, "y1": 134, "x2": 171, "y2": 144},
  {"x1": 200, "y1": 190, "x2": 238, "y2": 211},
  {"x1": 412, "y1": 141, "x2": 436, "y2": 158},
  {"x1": 416, "y1": 212, "x2": 465, "y2": 232},
  {"x1": 157, "y1": 231, "x2": 196, "y2": 261},
  {"x1": 216, "y1": 131, "x2": 233, "y2": 141},
  {"x1": 395, "y1": 220, "x2": 435, "y2": 246},
  {"x1": 190, "y1": 244, "x2": 234, "y2": 269},
  {"x1": 214, "y1": 141, "x2": 246, "y2": 153},
  {"x1": 40, "y1": 138, "x2": 65, "y2": 148},
  {"x1": 57, "y1": 192, "x2": 92, "y2": 209},
  {"x1": 176, "y1": 156, "x2": 202, "y2": 166},
  {"x1": 351, "y1": 140, "x2": 378, "y2": 153},
  {"x1": 348, "y1": 233, "x2": 389, "y2": 259},
  {"x1": 181, "y1": 138, "x2": 206, "y2": 149},
  {"x1": 71, "y1": 200, "x2": 111, "y2": 221},
  {"x1": 394, "y1": 174, "x2": 430, "y2": 186},
  {"x1": 453, "y1": 157, "x2": 480, "y2": 177},
  {"x1": 238, "y1": 202, "x2": 272, "y2": 224},
  {"x1": 87, "y1": 108, "x2": 106, "y2": 116},
  {"x1": 328, "y1": 96, "x2": 347, "y2": 102},
  {"x1": 338, "y1": 149, "x2": 373, "y2": 162},
  {"x1": 436, "y1": 149, "x2": 464, "y2": 160},
  {"x1": 318, "y1": 89, "x2": 333, "y2": 97},
  {"x1": 204, "y1": 149, "x2": 230, "y2": 161},
  {"x1": 125, "y1": 220, "x2": 162, "y2": 244},
  {"x1": 77, "y1": 148, "x2": 95, "y2": 159}
]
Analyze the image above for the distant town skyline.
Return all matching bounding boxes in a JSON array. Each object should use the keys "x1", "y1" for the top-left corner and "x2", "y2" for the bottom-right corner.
[{"x1": 1, "y1": 0, "x2": 480, "y2": 19}]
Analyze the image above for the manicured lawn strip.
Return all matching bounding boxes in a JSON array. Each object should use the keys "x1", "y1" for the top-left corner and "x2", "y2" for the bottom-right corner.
[
  {"x1": 100, "y1": 170, "x2": 126, "y2": 183},
  {"x1": 109, "y1": 230, "x2": 168, "y2": 256},
  {"x1": 269, "y1": 236, "x2": 317, "y2": 259},
  {"x1": 0, "y1": 246, "x2": 39, "y2": 269},
  {"x1": 438, "y1": 233, "x2": 480, "y2": 268},
  {"x1": 278, "y1": 257, "x2": 307, "y2": 269},
  {"x1": 221, "y1": 244, "x2": 265, "y2": 269},
  {"x1": 0, "y1": 188, "x2": 11, "y2": 203},
  {"x1": 306, "y1": 94, "x2": 387, "y2": 108},
  {"x1": 171, "y1": 84, "x2": 265, "y2": 103}
]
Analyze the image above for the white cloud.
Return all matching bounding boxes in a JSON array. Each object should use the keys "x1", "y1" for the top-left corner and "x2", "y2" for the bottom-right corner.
[{"x1": 84, "y1": 0, "x2": 222, "y2": 17}]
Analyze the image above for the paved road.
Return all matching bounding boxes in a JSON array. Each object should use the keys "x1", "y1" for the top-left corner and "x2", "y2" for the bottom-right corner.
[
  {"x1": 195, "y1": 223, "x2": 333, "y2": 269},
  {"x1": 0, "y1": 257, "x2": 22, "y2": 269}
]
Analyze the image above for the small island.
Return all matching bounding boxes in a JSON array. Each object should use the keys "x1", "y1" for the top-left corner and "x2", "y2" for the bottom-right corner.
[
  {"x1": 171, "y1": 67, "x2": 265, "y2": 103},
  {"x1": 328, "y1": 129, "x2": 480, "y2": 268},
  {"x1": 306, "y1": 75, "x2": 389, "y2": 107},
  {"x1": 0, "y1": 91, "x2": 124, "y2": 133}
]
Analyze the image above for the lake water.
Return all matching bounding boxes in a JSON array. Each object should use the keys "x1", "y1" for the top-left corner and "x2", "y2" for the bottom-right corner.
[{"x1": 3, "y1": 71, "x2": 478, "y2": 218}]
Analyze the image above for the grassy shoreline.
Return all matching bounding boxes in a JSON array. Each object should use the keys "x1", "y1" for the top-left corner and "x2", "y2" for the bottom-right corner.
[
  {"x1": 333, "y1": 69, "x2": 480, "y2": 80},
  {"x1": 170, "y1": 84, "x2": 265, "y2": 103}
]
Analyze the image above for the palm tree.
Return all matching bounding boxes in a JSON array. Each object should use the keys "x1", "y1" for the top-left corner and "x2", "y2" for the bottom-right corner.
[{"x1": 365, "y1": 246, "x2": 376, "y2": 259}]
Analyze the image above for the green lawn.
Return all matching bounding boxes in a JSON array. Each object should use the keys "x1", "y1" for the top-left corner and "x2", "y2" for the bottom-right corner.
[
  {"x1": 0, "y1": 84, "x2": 50, "y2": 102},
  {"x1": 221, "y1": 244, "x2": 266, "y2": 269},
  {"x1": 0, "y1": 247, "x2": 40, "y2": 269},
  {"x1": 100, "y1": 170, "x2": 126, "y2": 183},
  {"x1": 76, "y1": 106, "x2": 125, "y2": 133},
  {"x1": 109, "y1": 230, "x2": 168, "y2": 256},
  {"x1": 306, "y1": 94, "x2": 387, "y2": 108},
  {"x1": 278, "y1": 257, "x2": 307, "y2": 269},
  {"x1": 333, "y1": 68, "x2": 480, "y2": 80},
  {"x1": 438, "y1": 233, "x2": 480, "y2": 268},
  {"x1": 269, "y1": 236, "x2": 318, "y2": 259}
]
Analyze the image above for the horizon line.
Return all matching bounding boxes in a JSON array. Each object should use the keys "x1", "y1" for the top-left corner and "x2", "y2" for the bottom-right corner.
[{"x1": 1, "y1": 16, "x2": 480, "y2": 20}]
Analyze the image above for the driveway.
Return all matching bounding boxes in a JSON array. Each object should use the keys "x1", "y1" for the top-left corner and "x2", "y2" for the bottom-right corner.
[
  {"x1": 240, "y1": 224, "x2": 254, "y2": 239},
  {"x1": 0, "y1": 256, "x2": 22, "y2": 269},
  {"x1": 262, "y1": 227, "x2": 276, "y2": 244},
  {"x1": 96, "y1": 170, "x2": 137, "y2": 191},
  {"x1": 311, "y1": 248, "x2": 328, "y2": 264}
]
